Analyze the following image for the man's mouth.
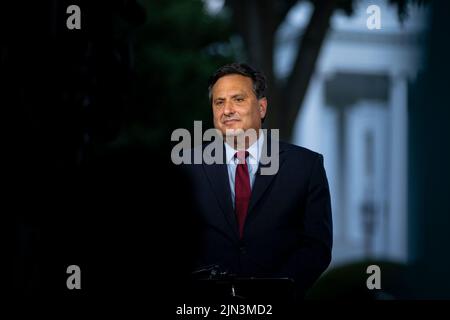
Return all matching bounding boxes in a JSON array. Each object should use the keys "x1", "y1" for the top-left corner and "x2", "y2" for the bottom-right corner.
[{"x1": 223, "y1": 119, "x2": 240, "y2": 124}]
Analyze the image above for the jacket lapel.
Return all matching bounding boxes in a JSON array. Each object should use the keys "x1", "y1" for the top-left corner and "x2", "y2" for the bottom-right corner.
[
  {"x1": 202, "y1": 145, "x2": 239, "y2": 240},
  {"x1": 247, "y1": 133, "x2": 286, "y2": 219}
]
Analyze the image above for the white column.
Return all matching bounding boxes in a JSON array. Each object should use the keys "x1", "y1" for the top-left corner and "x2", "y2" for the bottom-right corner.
[
  {"x1": 293, "y1": 73, "x2": 344, "y2": 265},
  {"x1": 388, "y1": 73, "x2": 408, "y2": 262},
  {"x1": 293, "y1": 72, "x2": 324, "y2": 153}
]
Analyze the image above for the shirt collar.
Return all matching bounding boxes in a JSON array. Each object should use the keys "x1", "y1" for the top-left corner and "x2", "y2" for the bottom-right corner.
[{"x1": 224, "y1": 131, "x2": 265, "y2": 165}]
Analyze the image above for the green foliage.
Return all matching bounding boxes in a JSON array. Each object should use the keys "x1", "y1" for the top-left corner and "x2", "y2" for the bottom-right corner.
[
  {"x1": 116, "y1": 0, "x2": 236, "y2": 148},
  {"x1": 306, "y1": 260, "x2": 411, "y2": 300}
]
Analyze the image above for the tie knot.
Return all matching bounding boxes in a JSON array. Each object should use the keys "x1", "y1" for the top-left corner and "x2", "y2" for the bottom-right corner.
[{"x1": 235, "y1": 151, "x2": 249, "y2": 164}]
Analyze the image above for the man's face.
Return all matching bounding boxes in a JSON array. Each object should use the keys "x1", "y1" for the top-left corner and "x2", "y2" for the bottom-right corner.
[{"x1": 211, "y1": 74, "x2": 267, "y2": 137}]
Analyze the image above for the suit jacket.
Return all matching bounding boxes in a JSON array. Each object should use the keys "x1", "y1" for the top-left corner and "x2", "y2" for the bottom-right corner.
[{"x1": 184, "y1": 133, "x2": 333, "y2": 297}]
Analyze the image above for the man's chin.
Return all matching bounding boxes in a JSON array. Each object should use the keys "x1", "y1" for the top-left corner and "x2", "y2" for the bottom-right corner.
[{"x1": 223, "y1": 128, "x2": 245, "y2": 137}]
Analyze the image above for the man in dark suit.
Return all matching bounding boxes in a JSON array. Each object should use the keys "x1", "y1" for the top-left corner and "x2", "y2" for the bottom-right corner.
[{"x1": 185, "y1": 63, "x2": 332, "y2": 300}]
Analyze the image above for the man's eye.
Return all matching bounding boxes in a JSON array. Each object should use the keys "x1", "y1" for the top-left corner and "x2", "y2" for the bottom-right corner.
[
  {"x1": 215, "y1": 101, "x2": 224, "y2": 106},
  {"x1": 236, "y1": 98, "x2": 244, "y2": 102}
]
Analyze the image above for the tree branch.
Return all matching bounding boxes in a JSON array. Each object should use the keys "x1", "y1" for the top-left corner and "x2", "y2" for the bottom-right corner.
[
  {"x1": 282, "y1": 0, "x2": 337, "y2": 139},
  {"x1": 274, "y1": 0, "x2": 301, "y2": 29}
]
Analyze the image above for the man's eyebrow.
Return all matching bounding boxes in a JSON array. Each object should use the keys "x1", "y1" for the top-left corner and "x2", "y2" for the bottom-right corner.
[{"x1": 213, "y1": 92, "x2": 247, "y2": 102}]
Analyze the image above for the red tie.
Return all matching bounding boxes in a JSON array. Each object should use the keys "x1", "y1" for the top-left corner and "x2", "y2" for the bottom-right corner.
[{"x1": 235, "y1": 151, "x2": 251, "y2": 238}]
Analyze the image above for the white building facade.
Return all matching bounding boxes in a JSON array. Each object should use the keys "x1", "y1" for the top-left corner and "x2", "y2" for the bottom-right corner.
[{"x1": 276, "y1": 0, "x2": 428, "y2": 266}]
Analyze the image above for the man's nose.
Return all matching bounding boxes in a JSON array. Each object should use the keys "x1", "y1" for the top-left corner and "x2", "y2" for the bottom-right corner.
[{"x1": 223, "y1": 100, "x2": 234, "y2": 115}]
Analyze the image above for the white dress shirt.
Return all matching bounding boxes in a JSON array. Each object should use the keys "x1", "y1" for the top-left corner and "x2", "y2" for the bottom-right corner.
[{"x1": 224, "y1": 132, "x2": 265, "y2": 208}]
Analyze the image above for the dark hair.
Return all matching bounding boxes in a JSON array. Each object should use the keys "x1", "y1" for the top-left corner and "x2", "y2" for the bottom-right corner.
[{"x1": 208, "y1": 63, "x2": 267, "y2": 101}]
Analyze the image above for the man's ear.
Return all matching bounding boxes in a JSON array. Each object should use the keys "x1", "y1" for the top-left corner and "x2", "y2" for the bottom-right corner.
[{"x1": 259, "y1": 97, "x2": 267, "y2": 119}]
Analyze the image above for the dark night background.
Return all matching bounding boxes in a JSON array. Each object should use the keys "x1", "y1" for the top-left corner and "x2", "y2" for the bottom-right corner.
[{"x1": 7, "y1": 0, "x2": 229, "y2": 304}]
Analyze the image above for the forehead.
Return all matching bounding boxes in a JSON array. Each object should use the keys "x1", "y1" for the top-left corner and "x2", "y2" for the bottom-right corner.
[{"x1": 212, "y1": 74, "x2": 254, "y2": 97}]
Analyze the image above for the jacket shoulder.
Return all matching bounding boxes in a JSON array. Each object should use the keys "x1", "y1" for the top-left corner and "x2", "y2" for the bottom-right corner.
[{"x1": 279, "y1": 141, "x2": 323, "y2": 162}]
